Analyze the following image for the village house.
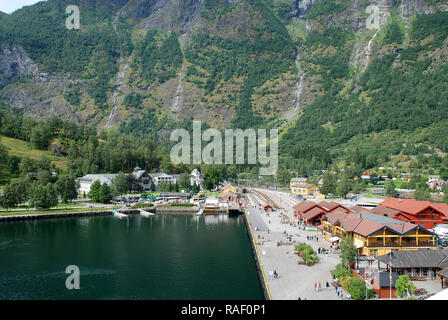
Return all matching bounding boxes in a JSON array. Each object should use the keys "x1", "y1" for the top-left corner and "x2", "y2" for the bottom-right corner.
[
  {"x1": 290, "y1": 178, "x2": 320, "y2": 197},
  {"x1": 378, "y1": 197, "x2": 448, "y2": 229},
  {"x1": 370, "y1": 271, "x2": 399, "y2": 299},
  {"x1": 427, "y1": 175, "x2": 446, "y2": 191},
  {"x1": 375, "y1": 250, "x2": 448, "y2": 282},
  {"x1": 77, "y1": 166, "x2": 156, "y2": 194},
  {"x1": 221, "y1": 184, "x2": 241, "y2": 202},
  {"x1": 190, "y1": 168, "x2": 203, "y2": 187},
  {"x1": 77, "y1": 174, "x2": 118, "y2": 195},
  {"x1": 148, "y1": 172, "x2": 178, "y2": 186},
  {"x1": 293, "y1": 200, "x2": 352, "y2": 225},
  {"x1": 320, "y1": 210, "x2": 438, "y2": 256}
]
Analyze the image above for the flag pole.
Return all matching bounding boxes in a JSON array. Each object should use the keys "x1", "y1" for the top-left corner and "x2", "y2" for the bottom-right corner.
[{"x1": 390, "y1": 250, "x2": 393, "y2": 300}]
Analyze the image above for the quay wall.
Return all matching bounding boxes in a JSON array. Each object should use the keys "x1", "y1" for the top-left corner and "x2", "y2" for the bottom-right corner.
[{"x1": 243, "y1": 208, "x2": 271, "y2": 300}]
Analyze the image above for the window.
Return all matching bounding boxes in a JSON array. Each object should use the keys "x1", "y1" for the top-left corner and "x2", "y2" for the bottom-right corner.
[
  {"x1": 423, "y1": 268, "x2": 429, "y2": 277},
  {"x1": 415, "y1": 268, "x2": 421, "y2": 276},
  {"x1": 405, "y1": 268, "x2": 412, "y2": 275}
]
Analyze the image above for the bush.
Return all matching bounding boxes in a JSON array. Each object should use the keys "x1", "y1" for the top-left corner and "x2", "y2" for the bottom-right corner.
[
  {"x1": 158, "y1": 203, "x2": 196, "y2": 207},
  {"x1": 295, "y1": 243, "x2": 319, "y2": 266}
]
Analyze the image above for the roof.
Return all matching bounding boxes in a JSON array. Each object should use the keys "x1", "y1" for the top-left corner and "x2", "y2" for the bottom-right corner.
[
  {"x1": 376, "y1": 250, "x2": 448, "y2": 269},
  {"x1": 323, "y1": 210, "x2": 435, "y2": 237},
  {"x1": 350, "y1": 206, "x2": 372, "y2": 214},
  {"x1": 371, "y1": 205, "x2": 401, "y2": 218},
  {"x1": 303, "y1": 207, "x2": 327, "y2": 221},
  {"x1": 373, "y1": 272, "x2": 399, "y2": 288},
  {"x1": 78, "y1": 174, "x2": 117, "y2": 185},
  {"x1": 437, "y1": 268, "x2": 448, "y2": 278},
  {"x1": 380, "y1": 197, "x2": 448, "y2": 218},
  {"x1": 291, "y1": 177, "x2": 308, "y2": 183},
  {"x1": 319, "y1": 201, "x2": 351, "y2": 213},
  {"x1": 293, "y1": 201, "x2": 323, "y2": 214}
]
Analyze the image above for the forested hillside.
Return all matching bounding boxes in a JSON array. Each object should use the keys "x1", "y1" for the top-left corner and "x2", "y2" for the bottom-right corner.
[{"x1": 0, "y1": 0, "x2": 448, "y2": 177}]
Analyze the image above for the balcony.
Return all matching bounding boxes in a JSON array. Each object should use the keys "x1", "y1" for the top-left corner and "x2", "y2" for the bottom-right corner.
[{"x1": 367, "y1": 240, "x2": 434, "y2": 248}]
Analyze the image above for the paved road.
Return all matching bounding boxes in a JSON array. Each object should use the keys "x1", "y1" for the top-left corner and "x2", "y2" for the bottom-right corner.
[{"x1": 246, "y1": 191, "x2": 342, "y2": 300}]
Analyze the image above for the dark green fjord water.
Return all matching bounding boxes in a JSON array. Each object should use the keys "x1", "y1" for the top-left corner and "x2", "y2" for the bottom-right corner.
[{"x1": 0, "y1": 214, "x2": 264, "y2": 300}]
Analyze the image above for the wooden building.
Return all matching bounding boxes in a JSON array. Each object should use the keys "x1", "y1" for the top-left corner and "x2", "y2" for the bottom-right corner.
[
  {"x1": 371, "y1": 272, "x2": 399, "y2": 299},
  {"x1": 321, "y1": 211, "x2": 438, "y2": 256},
  {"x1": 221, "y1": 184, "x2": 241, "y2": 202},
  {"x1": 290, "y1": 178, "x2": 320, "y2": 196},
  {"x1": 375, "y1": 250, "x2": 448, "y2": 281},
  {"x1": 378, "y1": 197, "x2": 448, "y2": 229},
  {"x1": 293, "y1": 200, "x2": 352, "y2": 226}
]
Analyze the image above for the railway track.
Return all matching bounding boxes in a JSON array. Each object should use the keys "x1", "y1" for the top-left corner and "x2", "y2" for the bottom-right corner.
[{"x1": 250, "y1": 189, "x2": 280, "y2": 210}]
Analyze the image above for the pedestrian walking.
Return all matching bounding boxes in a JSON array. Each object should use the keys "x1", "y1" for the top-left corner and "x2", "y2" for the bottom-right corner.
[
  {"x1": 318, "y1": 282, "x2": 321, "y2": 292},
  {"x1": 326, "y1": 281, "x2": 329, "y2": 291}
]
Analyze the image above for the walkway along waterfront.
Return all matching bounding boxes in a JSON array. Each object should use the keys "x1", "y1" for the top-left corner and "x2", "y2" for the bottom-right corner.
[
  {"x1": 244, "y1": 207, "x2": 272, "y2": 300},
  {"x1": 244, "y1": 189, "x2": 341, "y2": 300}
]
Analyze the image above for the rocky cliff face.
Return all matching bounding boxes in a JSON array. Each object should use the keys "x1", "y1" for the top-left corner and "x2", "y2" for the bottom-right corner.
[
  {"x1": 0, "y1": 0, "x2": 447, "y2": 132},
  {"x1": 0, "y1": 43, "x2": 38, "y2": 88}
]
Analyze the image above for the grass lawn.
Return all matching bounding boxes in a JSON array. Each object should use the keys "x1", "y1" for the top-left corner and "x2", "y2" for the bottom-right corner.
[
  {"x1": 204, "y1": 192, "x2": 220, "y2": 196},
  {"x1": 0, "y1": 206, "x2": 120, "y2": 216},
  {"x1": 0, "y1": 135, "x2": 67, "y2": 170},
  {"x1": 363, "y1": 193, "x2": 387, "y2": 199}
]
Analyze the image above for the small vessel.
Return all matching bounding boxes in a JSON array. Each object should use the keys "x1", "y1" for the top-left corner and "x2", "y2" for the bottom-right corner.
[
  {"x1": 138, "y1": 209, "x2": 155, "y2": 218},
  {"x1": 112, "y1": 210, "x2": 128, "y2": 219},
  {"x1": 196, "y1": 208, "x2": 204, "y2": 216}
]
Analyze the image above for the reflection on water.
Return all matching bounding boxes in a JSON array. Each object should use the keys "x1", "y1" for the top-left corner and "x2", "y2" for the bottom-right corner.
[{"x1": 0, "y1": 214, "x2": 263, "y2": 300}]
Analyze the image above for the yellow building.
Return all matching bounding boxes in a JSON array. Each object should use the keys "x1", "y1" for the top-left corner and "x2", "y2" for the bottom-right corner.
[
  {"x1": 290, "y1": 178, "x2": 320, "y2": 196},
  {"x1": 221, "y1": 184, "x2": 241, "y2": 201},
  {"x1": 320, "y1": 210, "x2": 437, "y2": 256}
]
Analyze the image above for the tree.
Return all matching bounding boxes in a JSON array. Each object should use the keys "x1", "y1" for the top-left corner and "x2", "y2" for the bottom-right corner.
[
  {"x1": 0, "y1": 183, "x2": 20, "y2": 210},
  {"x1": 414, "y1": 182, "x2": 430, "y2": 201},
  {"x1": 395, "y1": 275, "x2": 416, "y2": 298},
  {"x1": 340, "y1": 235, "x2": 357, "y2": 268},
  {"x1": 203, "y1": 165, "x2": 222, "y2": 190},
  {"x1": 348, "y1": 277, "x2": 367, "y2": 300},
  {"x1": 7, "y1": 155, "x2": 21, "y2": 175},
  {"x1": 112, "y1": 172, "x2": 129, "y2": 196},
  {"x1": 88, "y1": 180, "x2": 102, "y2": 202},
  {"x1": 55, "y1": 174, "x2": 78, "y2": 203},
  {"x1": 337, "y1": 174, "x2": 351, "y2": 198},
  {"x1": 178, "y1": 173, "x2": 191, "y2": 191},
  {"x1": 321, "y1": 172, "x2": 337, "y2": 195},
  {"x1": 0, "y1": 144, "x2": 8, "y2": 166},
  {"x1": 386, "y1": 180, "x2": 398, "y2": 198},
  {"x1": 277, "y1": 168, "x2": 292, "y2": 186},
  {"x1": 29, "y1": 182, "x2": 58, "y2": 209},
  {"x1": 99, "y1": 183, "x2": 112, "y2": 204}
]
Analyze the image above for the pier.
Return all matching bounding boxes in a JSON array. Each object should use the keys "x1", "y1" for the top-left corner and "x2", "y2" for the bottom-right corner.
[{"x1": 244, "y1": 189, "x2": 341, "y2": 300}]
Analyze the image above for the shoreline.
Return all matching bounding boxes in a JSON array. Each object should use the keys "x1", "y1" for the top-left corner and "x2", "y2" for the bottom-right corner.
[{"x1": 244, "y1": 208, "x2": 272, "y2": 300}]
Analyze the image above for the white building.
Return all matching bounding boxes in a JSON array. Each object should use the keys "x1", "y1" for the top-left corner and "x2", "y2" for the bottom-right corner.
[
  {"x1": 77, "y1": 174, "x2": 118, "y2": 195},
  {"x1": 190, "y1": 168, "x2": 203, "y2": 187},
  {"x1": 149, "y1": 172, "x2": 178, "y2": 186}
]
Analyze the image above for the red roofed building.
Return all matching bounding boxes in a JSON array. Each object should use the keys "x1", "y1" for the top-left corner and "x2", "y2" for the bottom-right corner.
[
  {"x1": 321, "y1": 210, "x2": 438, "y2": 256},
  {"x1": 293, "y1": 201, "x2": 324, "y2": 219},
  {"x1": 293, "y1": 200, "x2": 352, "y2": 225},
  {"x1": 379, "y1": 198, "x2": 448, "y2": 229}
]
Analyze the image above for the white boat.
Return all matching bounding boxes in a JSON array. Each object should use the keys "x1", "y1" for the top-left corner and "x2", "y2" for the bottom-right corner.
[
  {"x1": 139, "y1": 209, "x2": 155, "y2": 218},
  {"x1": 112, "y1": 210, "x2": 128, "y2": 219},
  {"x1": 196, "y1": 208, "x2": 204, "y2": 216}
]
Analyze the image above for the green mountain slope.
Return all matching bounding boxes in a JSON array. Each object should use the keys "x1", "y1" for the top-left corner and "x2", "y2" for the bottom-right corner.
[{"x1": 1, "y1": 0, "x2": 448, "y2": 174}]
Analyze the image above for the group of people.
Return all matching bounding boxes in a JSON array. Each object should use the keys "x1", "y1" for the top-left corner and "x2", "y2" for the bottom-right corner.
[
  {"x1": 317, "y1": 247, "x2": 329, "y2": 255},
  {"x1": 314, "y1": 281, "x2": 331, "y2": 292},
  {"x1": 306, "y1": 235, "x2": 318, "y2": 241}
]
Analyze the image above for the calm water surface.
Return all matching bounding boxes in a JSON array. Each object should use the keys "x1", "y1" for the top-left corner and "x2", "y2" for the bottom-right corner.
[{"x1": 0, "y1": 214, "x2": 264, "y2": 300}]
